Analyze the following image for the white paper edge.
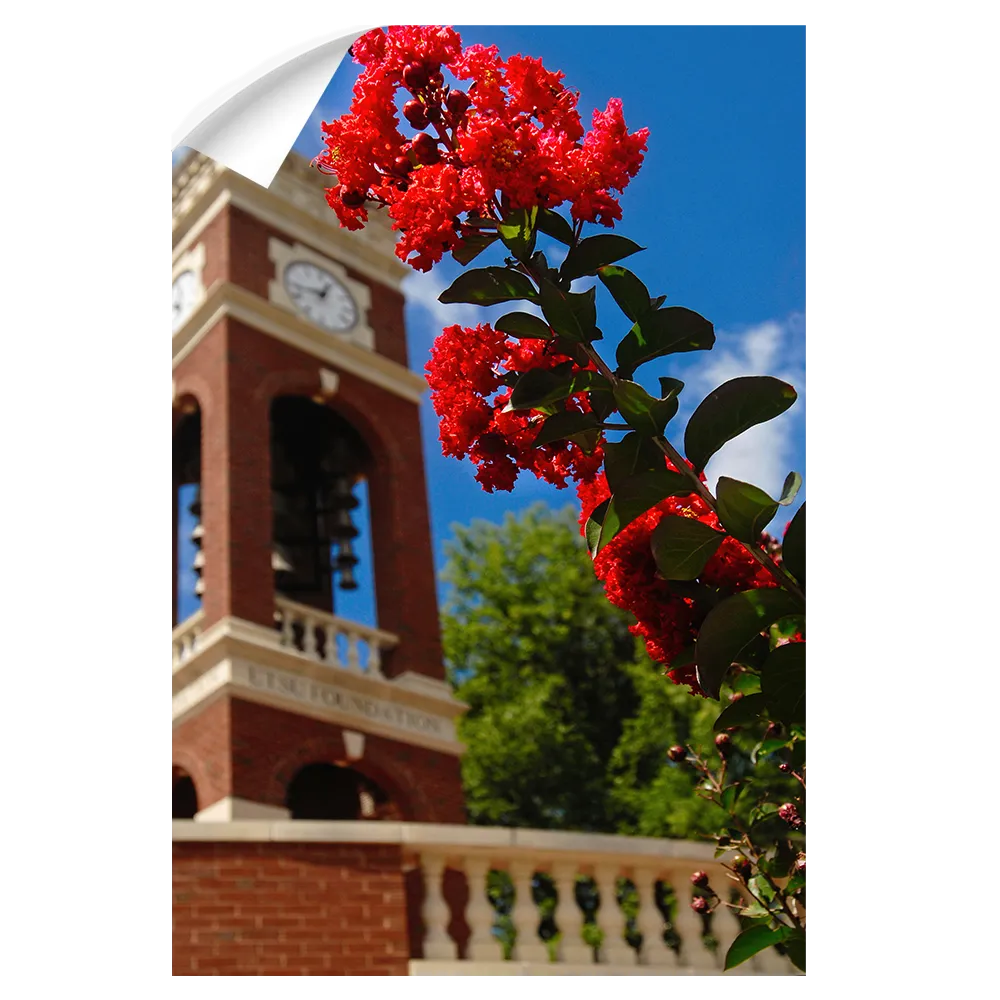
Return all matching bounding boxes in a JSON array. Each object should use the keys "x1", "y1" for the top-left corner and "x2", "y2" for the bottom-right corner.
[{"x1": 172, "y1": 26, "x2": 374, "y2": 189}]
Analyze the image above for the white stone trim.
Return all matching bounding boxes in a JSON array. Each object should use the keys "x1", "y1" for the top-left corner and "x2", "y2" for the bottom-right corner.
[
  {"x1": 195, "y1": 796, "x2": 291, "y2": 822},
  {"x1": 268, "y1": 237, "x2": 375, "y2": 351},
  {"x1": 171, "y1": 281, "x2": 427, "y2": 405},
  {"x1": 342, "y1": 730, "x2": 365, "y2": 761}
]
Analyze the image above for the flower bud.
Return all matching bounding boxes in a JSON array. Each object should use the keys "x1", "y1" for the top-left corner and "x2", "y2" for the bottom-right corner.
[
  {"x1": 778, "y1": 762, "x2": 790, "y2": 773},
  {"x1": 795, "y1": 854, "x2": 806, "y2": 873},
  {"x1": 764, "y1": 722, "x2": 783, "y2": 740},
  {"x1": 410, "y1": 133, "x2": 439, "y2": 165},
  {"x1": 714, "y1": 732, "x2": 733, "y2": 757},
  {"x1": 339, "y1": 187, "x2": 366, "y2": 208},
  {"x1": 730, "y1": 691, "x2": 744, "y2": 703},
  {"x1": 778, "y1": 802, "x2": 803, "y2": 828},
  {"x1": 393, "y1": 156, "x2": 414, "y2": 176},
  {"x1": 402, "y1": 62, "x2": 429, "y2": 90},
  {"x1": 690, "y1": 895, "x2": 710, "y2": 914},
  {"x1": 667, "y1": 745, "x2": 687, "y2": 763},
  {"x1": 446, "y1": 89, "x2": 471, "y2": 115},
  {"x1": 690, "y1": 871, "x2": 709, "y2": 888},
  {"x1": 403, "y1": 100, "x2": 429, "y2": 129},
  {"x1": 731, "y1": 855, "x2": 752, "y2": 880},
  {"x1": 428, "y1": 69, "x2": 445, "y2": 89},
  {"x1": 425, "y1": 103, "x2": 442, "y2": 123}
]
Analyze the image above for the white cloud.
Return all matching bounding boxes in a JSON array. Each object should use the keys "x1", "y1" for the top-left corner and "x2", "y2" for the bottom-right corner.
[
  {"x1": 403, "y1": 270, "x2": 479, "y2": 331},
  {"x1": 680, "y1": 314, "x2": 806, "y2": 523}
]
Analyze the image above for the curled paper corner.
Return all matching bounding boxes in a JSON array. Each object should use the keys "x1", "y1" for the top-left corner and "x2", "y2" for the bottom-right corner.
[{"x1": 172, "y1": 26, "x2": 374, "y2": 190}]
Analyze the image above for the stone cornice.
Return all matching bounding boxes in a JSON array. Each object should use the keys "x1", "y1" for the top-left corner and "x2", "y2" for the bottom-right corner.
[{"x1": 171, "y1": 280, "x2": 427, "y2": 405}]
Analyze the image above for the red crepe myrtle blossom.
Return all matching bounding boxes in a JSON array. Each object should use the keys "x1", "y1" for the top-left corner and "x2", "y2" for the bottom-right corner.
[
  {"x1": 576, "y1": 469, "x2": 776, "y2": 692},
  {"x1": 316, "y1": 25, "x2": 649, "y2": 271},
  {"x1": 425, "y1": 324, "x2": 604, "y2": 493}
]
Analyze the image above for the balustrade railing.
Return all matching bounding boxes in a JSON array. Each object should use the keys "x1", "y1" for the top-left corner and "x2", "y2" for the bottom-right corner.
[
  {"x1": 172, "y1": 610, "x2": 204, "y2": 670},
  {"x1": 273, "y1": 596, "x2": 399, "y2": 678}
]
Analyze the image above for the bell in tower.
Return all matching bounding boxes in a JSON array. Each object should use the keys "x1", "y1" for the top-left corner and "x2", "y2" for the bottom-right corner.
[{"x1": 269, "y1": 396, "x2": 370, "y2": 613}]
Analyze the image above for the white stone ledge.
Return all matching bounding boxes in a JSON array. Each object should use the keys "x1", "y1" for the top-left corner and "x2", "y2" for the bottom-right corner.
[
  {"x1": 409, "y1": 960, "x2": 712, "y2": 976},
  {"x1": 172, "y1": 820, "x2": 716, "y2": 863}
]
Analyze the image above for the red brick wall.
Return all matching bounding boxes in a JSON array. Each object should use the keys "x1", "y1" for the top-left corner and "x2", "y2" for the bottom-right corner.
[
  {"x1": 173, "y1": 841, "x2": 409, "y2": 975},
  {"x1": 173, "y1": 697, "x2": 466, "y2": 823}
]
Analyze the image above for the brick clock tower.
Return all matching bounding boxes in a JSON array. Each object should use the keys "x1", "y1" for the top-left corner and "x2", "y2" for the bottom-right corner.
[{"x1": 171, "y1": 151, "x2": 467, "y2": 830}]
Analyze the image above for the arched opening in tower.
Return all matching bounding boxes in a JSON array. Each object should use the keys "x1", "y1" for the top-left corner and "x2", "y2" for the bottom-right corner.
[
  {"x1": 285, "y1": 762, "x2": 394, "y2": 820},
  {"x1": 172, "y1": 766, "x2": 198, "y2": 819},
  {"x1": 270, "y1": 396, "x2": 377, "y2": 627},
  {"x1": 173, "y1": 405, "x2": 202, "y2": 625}
]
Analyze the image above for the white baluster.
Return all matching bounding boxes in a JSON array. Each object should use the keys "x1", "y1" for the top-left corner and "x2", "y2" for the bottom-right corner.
[
  {"x1": 279, "y1": 608, "x2": 294, "y2": 647},
  {"x1": 368, "y1": 640, "x2": 385, "y2": 678},
  {"x1": 421, "y1": 855, "x2": 456, "y2": 960},
  {"x1": 670, "y1": 870, "x2": 716, "y2": 972},
  {"x1": 635, "y1": 871, "x2": 676, "y2": 968},
  {"x1": 552, "y1": 862, "x2": 590, "y2": 965},
  {"x1": 302, "y1": 615, "x2": 318, "y2": 658},
  {"x1": 324, "y1": 622, "x2": 342, "y2": 667},
  {"x1": 509, "y1": 861, "x2": 547, "y2": 962},
  {"x1": 172, "y1": 642, "x2": 181, "y2": 668},
  {"x1": 594, "y1": 865, "x2": 633, "y2": 965},
  {"x1": 346, "y1": 630, "x2": 362, "y2": 672},
  {"x1": 709, "y1": 873, "x2": 748, "y2": 974},
  {"x1": 464, "y1": 858, "x2": 500, "y2": 961}
]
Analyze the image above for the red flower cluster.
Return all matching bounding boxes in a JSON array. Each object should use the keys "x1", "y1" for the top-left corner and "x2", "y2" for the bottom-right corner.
[
  {"x1": 576, "y1": 471, "x2": 776, "y2": 693},
  {"x1": 425, "y1": 324, "x2": 604, "y2": 493},
  {"x1": 317, "y1": 25, "x2": 649, "y2": 270}
]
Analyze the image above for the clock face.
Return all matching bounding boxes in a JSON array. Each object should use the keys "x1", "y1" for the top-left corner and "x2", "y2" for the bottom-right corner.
[
  {"x1": 283, "y1": 261, "x2": 358, "y2": 332},
  {"x1": 172, "y1": 270, "x2": 199, "y2": 333}
]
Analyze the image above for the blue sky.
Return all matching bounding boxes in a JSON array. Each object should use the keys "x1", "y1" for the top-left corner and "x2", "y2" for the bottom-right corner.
[{"x1": 178, "y1": 26, "x2": 804, "y2": 626}]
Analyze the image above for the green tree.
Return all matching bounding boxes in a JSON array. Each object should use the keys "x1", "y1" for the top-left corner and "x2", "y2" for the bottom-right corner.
[{"x1": 443, "y1": 503, "x2": 761, "y2": 837}]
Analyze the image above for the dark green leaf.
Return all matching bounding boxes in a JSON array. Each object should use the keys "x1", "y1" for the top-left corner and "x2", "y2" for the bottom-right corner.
[
  {"x1": 651, "y1": 515, "x2": 725, "y2": 581},
  {"x1": 598, "y1": 265, "x2": 652, "y2": 322},
  {"x1": 756, "y1": 738, "x2": 791, "y2": 756},
  {"x1": 761, "y1": 642, "x2": 805, "y2": 726},
  {"x1": 724, "y1": 925, "x2": 791, "y2": 970},
  {"x1": 714, "y1": 693, "x2": 767, "y2": 732},
  {"x1": 533, "y1": 410, "x2": 602, "y2": 447},
  {"x1": 584, "y1": 498, "x2": 611, "y2": 557},
  {"x1": 735, "y1": 633, "x2": 770, "y2": 669},
  {"x1": 539, "y1": 281, "x2": 599, "y2": 343},
  {"x1": 562, "y1": 235, "x2": 644, "y2": 281},
  {"x1": 720, "y1": 784, "x2": 741, "y2": 811},
  {"x1": 684, "y1": 376, "x2": 798, "y2": 474},
  {"x1": 782, "y1": 503, "x2": 805, "y2": 585},
  {"x1": 779, "y1": 472, "x2": 802, "y2": 506},
  {"x1": 505, "y1": 368, "x2": 609, "y2": 412},
  {"x1": 732, "y1": 671, "x2": 762, "y2": 695},
  {"x1": 616, "y1": 307, "x2": 715, "y2": 378},
  {"x1": 494, "y1": 311, "x2": 553, "y2": 339},
  {"x1": 784, "y1": 933, "x2": 805, "y2": 972},
  {"x1": 587, "y1": 469, "x2": 695, "y2": 557},
  {"x1": 716, "y1": 477, "x2": 778, "y2": 542},
  {"x1": 536, "y1": 208, "x2": 575, "y2": 246},
  {"x1": 747, "y1": 875, "x2": 775, "y2": 902},
  {"x1": 786, "y1": 872, "x2": 805, "y2": 894},
  {"x1": 695, "y1": 589, "x2": 802, "y2": 699},
  {"x1": 498, "y1": 206, "x2": 538, "y2": 261},
  {"x1": 439, "y1": 267, "x2": 537, "y2": 306},
  {"x1": 613, "y1": 380, "x2": 679, "y2": 436},
  {"x1": 604, "y1": 433, "x2": 663, "y2": 494},
  {"x1": 659, "y1": 377, "x2": 684, "y2": 400},
  {"x1": 452, "y1": 231, "x2": 500, "y2": 265}
]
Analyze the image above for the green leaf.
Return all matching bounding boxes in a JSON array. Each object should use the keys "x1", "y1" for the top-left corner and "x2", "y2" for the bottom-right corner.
[
  {"x1": 784, "y1": 932, "x2": 805, "y2": 972},
  {"x1": 724, "y1": 925, "x2": 791, "y2": 970},
  {"x1": 494, "y1": 311, "x2": 553, "y2": 339},
  {"x1": 562, "y1": 234, "x2": 644, "y2": 281},
  {"x1": 779, "y1": 472, "x2": 802, "y2": 506},
  {"x1": 659, "y1": 377, "x2": 684, "y2": 400},
  {"x1": 584, "y1": 498, "x2": 611, "y2": 557},
  {"x1": 498, "y1": 206, "x2": 538, "y2": 261},
  {"x1": 539, "y1": 281, "x2": 600, "y2": 343},
  {"x1": 533, "y1": 410, "x2": 602, "y2": 447},
  {"x1": 604, "y1": 433, "x2": 663, "y2": 494},
  {"x1": 598, "y1": 265, "x2": 652, "y2": 322},
  {"x1": 720, "y1": 784, "x2": 741, "y2": 811},
  {"x1": 732, "y1": 671, "x2": 762, "y2": 695},
  {"x1": 716, "y1": 477, "x2": 779, "y2": 543},
  {"x1": 747, "y1": 875, "x2": 775, "y2": 903},
  {"x1": 536, "y1": 208, "x2": 575, "y2": 246},
  {"x1": 782, "y1": 503, "x2": 805, "y2": 584},
  {"x1": 651, "y1": 515, "x2": 725, "y2": 581},
  {"x1": 452, "y1": 231, "x2": 500, "y2": 265},
  {"x1": 695, "y1": 589, "x2": 802, "y2": 699},
  {"x1": 734, "y1": 633, "x2": 770, "y2": 669},
  {"x1": 613, "y1": 380, "x2": 679, "y2": 436},
  {"x1": 439, "y1": 267, "x2": 537, "y2": 306},
  {"x1": 684, "y1": 376, "x2": 798, "y2": 474},
  {"x1": 761, "y1": 641, "x2": 805, "y2": 726},
  {"x1": 586, "y1": 469, "x2": 695, "y2": 557},
  {"x1": 507, "y1": 368, "x2": 608, "y2": 412},
  {"x1": 615, "y1": 307, "x2": 715, "y2": 378},
  {"x1": 786, "y1": 872, "x2": 805, "y2": 894},
  {"x1": 713, "y1": 692, "x2": 767, "y2": 732},
  {"x1": 754, "y1": 738, "x2": 791, "y2": 758}
]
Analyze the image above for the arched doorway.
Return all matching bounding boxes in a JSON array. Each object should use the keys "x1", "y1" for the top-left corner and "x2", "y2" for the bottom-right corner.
[{"x1": 285, "y1": 762, "x2": 395, "y2": 820}]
